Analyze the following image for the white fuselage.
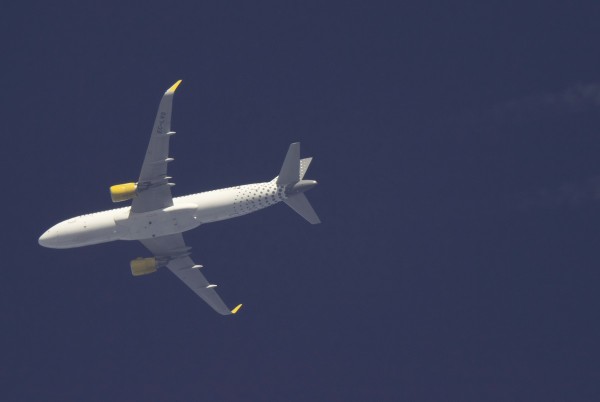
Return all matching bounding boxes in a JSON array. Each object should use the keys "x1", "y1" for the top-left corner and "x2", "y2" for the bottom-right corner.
[{"x1": 39, "y1": 180, "x2": 286, "y2": 249}]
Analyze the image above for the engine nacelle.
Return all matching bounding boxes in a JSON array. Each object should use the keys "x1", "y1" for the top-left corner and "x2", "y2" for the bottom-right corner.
[
  {"x1": 130, "y1": 257, "x2": 158, "y2": 276},
  {"x1": 110, "y1": 182, "x2": 137, "y2": 202}
]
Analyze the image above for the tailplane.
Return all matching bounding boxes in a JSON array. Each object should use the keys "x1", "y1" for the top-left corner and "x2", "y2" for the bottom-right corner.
[
  {"x1": 284, "y1": 193, "x2": 321, "y2": 224},
  {"x1": 299, "y1": 157, "x2": 313, "y2": 180},
  {"x1": 275, "y1": 142, "x2": 321, "y2": 224}
]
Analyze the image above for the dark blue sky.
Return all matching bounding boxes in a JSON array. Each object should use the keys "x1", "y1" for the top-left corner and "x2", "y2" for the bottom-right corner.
[{"x1": 3, "y1": 2, "x2": 600, "y2": 401}]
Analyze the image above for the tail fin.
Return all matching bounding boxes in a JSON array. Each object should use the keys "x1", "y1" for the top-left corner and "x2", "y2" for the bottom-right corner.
[
  {"x1": 276, "y1": 143, "x2": 313, "y2": 184},
  {"x1": 277, "y1": 143, "x2": 301, "y2": 186},
  {"x1": 276, "y1": 142, "x2": 321, "y2": 224}
]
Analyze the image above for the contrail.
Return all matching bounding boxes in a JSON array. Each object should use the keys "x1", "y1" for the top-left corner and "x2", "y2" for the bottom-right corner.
[
  {"x1": 457, "y1": 82, "x2": 600, "y2": 211},
  {"x1": 490, "y1": 83, "x2": 600, "y2": 123},
  {"x1": 509, "y1": 176, "x2": 600, "y2": 211}
]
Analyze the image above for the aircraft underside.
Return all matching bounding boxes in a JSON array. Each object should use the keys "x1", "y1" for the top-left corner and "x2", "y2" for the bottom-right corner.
[{"x1": 39, "y1": 80, "x2": 319, "y2": 315}]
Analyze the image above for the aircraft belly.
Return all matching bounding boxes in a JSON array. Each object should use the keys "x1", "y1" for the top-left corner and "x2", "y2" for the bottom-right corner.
[
  {"x1": 193, "y1": 188, "x2": 239, "y2": 223},
  {"x1": 115, "y1": 203, "x2": 200, "y2": 240},
  {"x1": 69, "y1": 227, "x2": 118, "y2": 247},
  {"x1": 48, "y1": 213, "x2": 120, "y2": 248}
]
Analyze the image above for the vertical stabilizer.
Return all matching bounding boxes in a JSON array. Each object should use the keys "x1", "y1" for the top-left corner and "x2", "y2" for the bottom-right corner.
[
  {"x1": 277, "y1": 143, "x2": 300, "y2": 186},
  {"x1": 275, "y1": 142, "x2": 321, "y2": 224}
]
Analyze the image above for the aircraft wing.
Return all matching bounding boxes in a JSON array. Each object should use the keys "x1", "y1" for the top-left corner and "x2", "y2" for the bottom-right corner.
[
  {"x1": 131, "y1": 80, "x2": 182, "y2": 213},
  {"x1": 139, "y1": 233, "x2": 242, "y2": 315}
]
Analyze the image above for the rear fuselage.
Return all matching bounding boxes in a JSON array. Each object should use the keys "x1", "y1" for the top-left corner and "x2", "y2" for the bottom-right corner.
[{"x1": 39, "y1": 180, "x2": 285, "y2": 249}]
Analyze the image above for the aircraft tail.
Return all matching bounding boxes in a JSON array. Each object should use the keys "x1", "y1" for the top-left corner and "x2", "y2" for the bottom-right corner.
[{"x1": 276, "y1": 142, "x2": 321, "y2": 224}]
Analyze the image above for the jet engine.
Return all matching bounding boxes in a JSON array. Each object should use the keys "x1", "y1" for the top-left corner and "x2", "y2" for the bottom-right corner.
[
  {"x1": 130, "y1": 257, "x2": 158, "y2": 276},
  {"x1": 110, "y1": 182, "x2": 137, "y2": 202}
]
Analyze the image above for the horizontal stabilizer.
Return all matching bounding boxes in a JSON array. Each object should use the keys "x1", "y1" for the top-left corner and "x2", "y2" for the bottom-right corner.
[
  {"x1": 284, "y1": 193, "x2": 321, "y2": 224},
  {"x1": 299, "y1": 157, "x2": 312, "y2": 180}
]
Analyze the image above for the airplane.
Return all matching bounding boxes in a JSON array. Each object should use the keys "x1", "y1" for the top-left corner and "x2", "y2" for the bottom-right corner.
[{"x1": 38, "y1": 80, "x2": 320, "y2": 315}]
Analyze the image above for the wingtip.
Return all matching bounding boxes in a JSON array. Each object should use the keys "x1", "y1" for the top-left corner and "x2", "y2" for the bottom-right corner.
[
  {"x1": 166, "y1": 79, "x2": 183, "y2": 94},
  {"x1": 231, "y1": 304, "x2": 243, "y2": 314}
]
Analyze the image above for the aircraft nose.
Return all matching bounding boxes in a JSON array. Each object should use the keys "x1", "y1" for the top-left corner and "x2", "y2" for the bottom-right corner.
[{"x1": 38, "y1": 229, "x2": 54, "y2": 247}]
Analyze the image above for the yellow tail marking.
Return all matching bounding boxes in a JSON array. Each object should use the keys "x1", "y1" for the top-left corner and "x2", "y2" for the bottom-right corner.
[
  {"x1": 166, "y1": 79, "x2": 182, "y2": 94},
  {"x1": 231, "y1": 304, "x2": 243, "y2": 314}
]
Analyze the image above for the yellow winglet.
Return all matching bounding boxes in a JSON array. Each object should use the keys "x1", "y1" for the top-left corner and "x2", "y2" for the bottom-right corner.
[
  {"x1": 231, "y1": 304, "x2": 243, "y2": 314},
  {"x1": 166, "y1": 79, "x2": 182, "y2": 94}
]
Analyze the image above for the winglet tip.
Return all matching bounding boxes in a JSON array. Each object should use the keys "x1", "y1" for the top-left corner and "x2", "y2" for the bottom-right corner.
[
  {"x1": 166, "y1": 79, "x2": 183, "y2": 94},
  {"x1": 231, "y1": 304, "x2": 243, "y2": 314}
]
